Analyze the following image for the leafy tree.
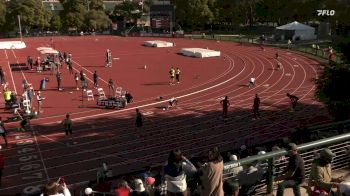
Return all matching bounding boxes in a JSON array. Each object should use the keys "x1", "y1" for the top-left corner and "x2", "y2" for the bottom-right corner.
[
  {"x1": 114, "y1": 0, "x2": 141, "y2": 27},
  {"x1": 85, "y1": 10, "x2": 111, "y2": 31},
  {"x1": 0, "y1": 0, "x2": 6, "y2": 30},
  {"x1": 89, "y1": 0, "x2": 104, "y2": 11},
  {"x1": 315, "y1": 64, "x2": 350, "y2": 121},
  {"x1": 6, "y1": 0, "x2": 52, "y2": 31},
  {"x1": 60, "y1": 0, "x2": 87, "y2": 31},
  {"x1": 50, "y1": 15, "x2": 62, "y2": 31}
]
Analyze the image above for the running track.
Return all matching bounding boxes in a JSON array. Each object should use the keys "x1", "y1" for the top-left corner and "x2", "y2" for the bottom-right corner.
[{"x1": 0, "y1": 36, "x2": 330, "y2": 195}]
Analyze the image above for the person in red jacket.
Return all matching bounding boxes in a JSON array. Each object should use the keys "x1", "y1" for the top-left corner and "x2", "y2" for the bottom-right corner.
[{"x1": 0, "y1": 145, "x2": 4, "y2": 187}]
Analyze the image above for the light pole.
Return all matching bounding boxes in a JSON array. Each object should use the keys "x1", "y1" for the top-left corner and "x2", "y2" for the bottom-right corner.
[{"x1": 17, "y1": 15, "x2": 23, "y2": 42}]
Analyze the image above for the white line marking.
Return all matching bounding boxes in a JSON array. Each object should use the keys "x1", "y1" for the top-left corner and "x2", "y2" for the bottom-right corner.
[
  {"x1": 31, "y1": 126, "x2": 50, "y2": 181},
  {"x1": 4, "y1": 49, "x2": 8, "y2": 59},
  {"x1": 43, "y1": 53, "x2": 240, "y2": 124},
  {"x1": 5, "y1": 51, "x2": 17, "y2": 94}
]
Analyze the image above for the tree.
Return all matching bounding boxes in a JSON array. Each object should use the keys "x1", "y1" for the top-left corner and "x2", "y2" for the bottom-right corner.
[
  {"x1": 60, "y1": 0, "x2": 87, "y2": 31},
  {"x1": 315, "y1": 64, "x2": 350, "y2": 121},
  {"x1": 114, "y1": 0, "x2": 141, "y2": 27},
  {"x1": 89, "y1": 0, "x2": 104, "y2": 11},
  {"x1": 0, "y1": 0, "x2": 6, "y2": 30},
  {"x1": 85, "y1": 10, "x2": 111, "y2": 31},
  {"x1": 50, "y1": 15, "x2": 62, "y2": 31},
  {"x1": 5, "y1": 0, "x2": 52, "y2": 31}
]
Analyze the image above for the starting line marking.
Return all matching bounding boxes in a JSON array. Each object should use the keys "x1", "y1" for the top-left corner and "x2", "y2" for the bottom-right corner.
[
  {"x1": 293, "y1": 64, "x2": 299, "y2": 67},
  {"x1": 143, "y1": 111, "x2": 154, "y2": 116},
  {"x1": 263, "y1": 84, "x2": 270, "y2": 87},
  {"x1": 285, "y1": 73, "x2": 292, "y2": 77}
]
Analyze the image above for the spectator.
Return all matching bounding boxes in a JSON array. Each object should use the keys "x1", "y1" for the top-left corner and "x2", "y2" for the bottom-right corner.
[
  {"x1": 200, "y1": 147, "x2": 224, "y2": 196},
  {"x1": 113, "y1": 179, "x2": 131, "y2": 196},
  {"x1": 309, "y1": 148, "x2": 343, "y2": 195},
  {"x1": 238, "y1": 161, "x2": 262, "y2": 196},
  {"x1": 239, "y1": 145, "x2": 249, "y2": 159},
  {"x1": 276, "y1": 143, "x2": 305, "y2": 196},
  {"x1": 223, "y1": 155, "x2": 242, "y2": 196},
  {"x1": 0, "y1": 145, "x2": 4, "y2": 187},
  {"x1": 41, "y1": 180, "x2": 71, "y2": 196},
  {"x1": 131, "y1": 179, "x2": 149, "y2": 196},
  {"x1": 140, "y1": 166, "x2": 152, "y2": 181},
  {"x1": 164, "y1": 149, "x2": 197, "y2": 196}
]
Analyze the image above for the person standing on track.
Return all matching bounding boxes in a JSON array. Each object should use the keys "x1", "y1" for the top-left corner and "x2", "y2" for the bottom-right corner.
[
  {"x1": 56, "y1": 72, "x2": 62, "y2": 91},
  {"x1": 287, "y1": 93, "x2": 299, "y2": 111},
  {"x1": 275, "y1": 51, "x2": 279, "y2": 59},
  {"x1": 62, "y1": 114, "x2": 73, "y2": 135},
  {"x1": 74, "y1": 73, "x2": 79, "y2": 90},
  {"x1": 108, "y1": 78, "x2": 115, "y2": 97},
  {"x1": 67, "y1": 61, "x2": 73, "y2": 75},
  {"x1": 27, "y1": 56, "x2": 33, "y2": 70},
  {"x1": 105, "y1": 49, "x2": 112, "y2": 67},
  {"x1": 0, "y1": 117, "x2": 8, "y2": 147},
  {"x1": 220, "y1": 96, "x2": 230, "y2": 119},
  {"x1": 0, "y1": 67, "x2": 5, "y2": 86},
  {"x1": 80, "y1": 70, "x2": 87, "y2": 91},
  {"x1": 93, "y1": 71, "x2": 99, "y2": 88},
  {"x1": 175, "y1": 67, "x2": 181, "y2": 84},
  {"x1": 253, "y1": 94, "x2": 261, "y2": 120},
  {"x1": 169, "y1": 67, "x2": 175, "y2": 85},
  {"x1": 135, "y1": 108, "x2": 144, "y2": 128},
  {"x1": 37, "y1": 91, "x2": 45, "y2": 113}
]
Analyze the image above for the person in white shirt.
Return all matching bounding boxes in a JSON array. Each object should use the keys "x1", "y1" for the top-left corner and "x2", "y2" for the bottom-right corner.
[
  {"x1": 248, "y1": 78, "x2": 255, "y2": 88},
  {"x1": 37, "y1": 91, "x2": 45, "y2": 113}
]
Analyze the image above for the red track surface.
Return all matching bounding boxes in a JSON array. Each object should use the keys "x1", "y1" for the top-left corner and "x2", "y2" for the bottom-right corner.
[{"x1": 0, "y1": 36, "x2": 330, "y2": 195}]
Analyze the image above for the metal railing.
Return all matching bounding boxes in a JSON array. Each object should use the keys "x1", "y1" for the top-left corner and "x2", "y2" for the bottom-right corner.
[{"x1": 223, "y1": 132, "x2": 350, "y2": 194}]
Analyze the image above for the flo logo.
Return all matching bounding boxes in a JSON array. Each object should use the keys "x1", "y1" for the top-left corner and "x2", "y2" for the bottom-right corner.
[{"x1": 317, "y1": 10, "x2": 335, "y2": 16}]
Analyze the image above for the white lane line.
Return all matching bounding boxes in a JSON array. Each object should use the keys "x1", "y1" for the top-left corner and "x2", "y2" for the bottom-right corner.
[
  {"x1": 42, "y1": 53, "x2": 239, "y2": 124},
  {"x1": 5, "y1": 50, "x2": 18, "y2": 94}
]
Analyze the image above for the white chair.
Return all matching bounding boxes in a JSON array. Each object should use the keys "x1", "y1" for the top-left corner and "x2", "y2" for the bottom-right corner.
[
  {"x1": 86, "y1": 90, "x2": 94, "y2": 101},
  {"x1": 115, "y1": 87, "x2": 122, "y2": 97},
  {"x1": 97, "y1": 88, "x2": 106, "y2": 100},
  {"x1": 22, "y1": 100, "x2": 31, "y2": 114}
]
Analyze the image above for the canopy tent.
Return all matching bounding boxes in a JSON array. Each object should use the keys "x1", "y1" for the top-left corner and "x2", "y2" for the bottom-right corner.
[{"x1": 276, "y1": 21, "x2": 316, "y2": 41}]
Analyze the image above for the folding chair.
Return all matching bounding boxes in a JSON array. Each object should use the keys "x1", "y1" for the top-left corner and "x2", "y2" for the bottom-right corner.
[
  {"x1": 97, "y1": 88, "x2": 106, "y2": 100},
  {"x1": 115, "y1": 87, "x2": 122, "y2": 97},
  {"x1": 22, "y1": 100, "x2": 31, "y2": 114},
  {"x1": 86, "y1": 90, "x2": 94, "y2": 101}
]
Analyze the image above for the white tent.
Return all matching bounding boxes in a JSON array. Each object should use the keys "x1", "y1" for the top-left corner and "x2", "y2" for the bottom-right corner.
[{"x1": 276, "y1": 21, "x2": 316, "y2": 40}]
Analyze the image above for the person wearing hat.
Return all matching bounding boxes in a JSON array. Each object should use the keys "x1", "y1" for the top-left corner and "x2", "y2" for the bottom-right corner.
[
  {"x1": 276, "y1": 143, "x2": 305, "y2": 196},
  {"x1": 309, "y1": 148, "x2": 343, "y2": 195},
  {"x1": 131, "y1": 179, "x2": 149, "y2": 196}
]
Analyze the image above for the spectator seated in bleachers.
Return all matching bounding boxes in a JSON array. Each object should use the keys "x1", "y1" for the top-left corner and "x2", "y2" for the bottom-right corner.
[
  {"x1": 41, "y1": 179, "x2": 71, "y2": 196},
  {"x1": 223, "y1": 154, "x2": 242, "y2": 196},
  {"x1": 131, "y1": 179, "x2": 150, "y2": 196},
  {"x1": 237, "y1": 162, "x2": 262, "y2": 195},
  {"x1": 113, "y1": 179, "x2": 131, "y2": 196}
]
